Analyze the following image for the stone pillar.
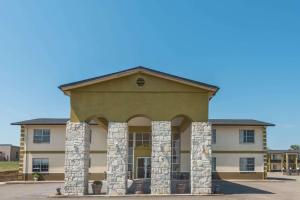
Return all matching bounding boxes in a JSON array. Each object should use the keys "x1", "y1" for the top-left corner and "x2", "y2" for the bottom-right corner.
[
  {"x1": 286, "y1": 153, "x2": 289, "y2": 171},
  {"x1": 107, "y1": 122, "x2": 128, "y2": 196},
  {"x1": 191, "y1": 122, "x2": 212, "y2": 194},
  {"x1": 64, "y1": 121, "x2": 91, "y2": 196},
  {"x1": 151, "y1": 121, "x2": 172, "y2": 194}
]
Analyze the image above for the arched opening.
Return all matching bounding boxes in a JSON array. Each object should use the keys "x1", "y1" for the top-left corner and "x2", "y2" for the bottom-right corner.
[
  {"x1": 127, "y1": 115, "x2": 152, "y2": 194},
  {"x1": 84, "y1": 116, "x2": 109, "y2": 182},
  {"x1": 171, "y1": 115, "x2": 192, "y2": 194}
]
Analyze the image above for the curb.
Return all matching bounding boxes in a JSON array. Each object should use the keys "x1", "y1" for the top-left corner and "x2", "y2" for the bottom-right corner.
[{"x1": 49, "y1": 194, "x2": 224, "y2": 198}]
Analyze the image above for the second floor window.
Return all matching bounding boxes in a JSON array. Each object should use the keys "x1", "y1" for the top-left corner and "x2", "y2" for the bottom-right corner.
[
  {"x1": 240, "y1": 130, "x2": 255, "y2": 144},
  {"x1": 212, "y1": 129, "x2": 216, "y2": 144},
  {"x1": 33, "y1": 129, "x2": 50, "y2": 143}
]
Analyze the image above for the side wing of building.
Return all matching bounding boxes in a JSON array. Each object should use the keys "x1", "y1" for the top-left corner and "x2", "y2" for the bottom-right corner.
[{"x1": 18, "y1": 122, "x2": 268, "y2": 180}]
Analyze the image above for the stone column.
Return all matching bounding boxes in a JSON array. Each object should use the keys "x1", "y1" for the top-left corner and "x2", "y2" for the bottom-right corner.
[
  {"x1": 64, "y1": 121, "x2": 91, "y2": 196},
  {"x1": 107, "y1": 122, "x2": 128, "y2": 196},
  {"x1": 286, "y1": 153, "x2": 289, "y2": 171},
  {"x1": 151, "y1": 121, "x2": 172, "y2": 194},
  {"x1": 191, "y1": 122, "x2": 212, "y2": 194}
]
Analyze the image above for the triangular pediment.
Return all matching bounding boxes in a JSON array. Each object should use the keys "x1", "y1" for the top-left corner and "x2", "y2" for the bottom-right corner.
[{"x1": 59, "y1": 66, "x2": 219, "y2": 98}]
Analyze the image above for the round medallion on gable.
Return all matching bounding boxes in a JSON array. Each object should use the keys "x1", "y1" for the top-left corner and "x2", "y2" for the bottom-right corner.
[{"x1": 136, "y1": 77, "x2": 145, "y2": 87}]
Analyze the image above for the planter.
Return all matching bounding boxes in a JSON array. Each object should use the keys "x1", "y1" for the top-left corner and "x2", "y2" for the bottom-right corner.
[
  {"x1": 92, "y1": 182, "x2": 102, "y2": 195},
  {"x1": 135, "y1": 181, "x2": 144, "y2": 194},
  {"x1": 176, "y1": 183, "x2": 186, "y2": 194}
]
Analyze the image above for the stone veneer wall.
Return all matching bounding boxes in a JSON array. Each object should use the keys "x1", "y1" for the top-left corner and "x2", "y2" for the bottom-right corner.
[
  {"x1": 151, "y1": 121, "x2": 172, "y2": 194},
  {"x1": 18, "y1": 126, "x2": 25, "y2": 180},
  {"x1": 191, "y1": 122, "x2": 212, "y2": 194},
  {"x1": 107, "y1": 122, "x2": 128, "y2": 195},
  {"x1": 64, "y1": 121, "x2": 91, "y2": 195}
]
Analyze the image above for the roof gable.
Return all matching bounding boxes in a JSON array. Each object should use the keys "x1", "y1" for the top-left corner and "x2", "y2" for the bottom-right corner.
[{"x1": 59, "y1": 66, "x2": 219, "y2": 97}]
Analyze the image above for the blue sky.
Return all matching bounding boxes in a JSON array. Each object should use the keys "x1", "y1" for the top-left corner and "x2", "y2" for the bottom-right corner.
[{"x1": 0, "y1": 0, "x2": 299, "y2": 149}]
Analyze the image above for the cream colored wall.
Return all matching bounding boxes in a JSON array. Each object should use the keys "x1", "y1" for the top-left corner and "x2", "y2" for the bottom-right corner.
[
  {"x1": 25, "y1": 125, "x2": 66, "y2": 151},
  {"x1": 27, "y1": 153, "x2": 65, "y2": 173},
  {"x1": 25, "y1": 125, "x2": 107, "y2": 151},
  {"x1": 90, "y1": 153, "x2": 107, "y2": 173},
  {"x1": 26, "y1": 153, "x2": 107, "y2": 173},
  {"x1": 90, "y1": 126, "x2": 107, "y2": 151},
  {"x1": 212, "y1": 126, "x2": 264, "y2": 151},
  {"x1": 180, "y1": 125, "x2": 265, "y2": 173},
  {"x1": 24, "y1": 124, "x2": 108, "y2": 174},
  {"x1": 212, "y1": 153, "x2": 264, "y2": 172},
  {"x1": 22, "y1": 124, "x2": 265, "y2": 174},
  {"x1": 180, "y1": 125, "x2": 191, "y2": 151}
]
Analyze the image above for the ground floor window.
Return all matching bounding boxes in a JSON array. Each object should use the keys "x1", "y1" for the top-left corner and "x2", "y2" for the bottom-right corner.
[
  {"x1": 171, "y1": 132, "x2": 181, "y2": 179},
  {"x1": 240, "y1": 157, "x2": 255, "y2": 172},
  {"x1": 32, "y1": 158, "x2": 49, "y2": 172},
  {"x1": 128, "y1": 132, "x2": 151, "y2": 179},
  {"x1": 212, "y1": 157, "x2": 216, "y2": 172}
]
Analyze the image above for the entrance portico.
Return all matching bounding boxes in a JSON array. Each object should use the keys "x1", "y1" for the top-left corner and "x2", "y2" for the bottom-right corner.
[{"x1": 59, "y1": 66, "x2": 219, "y2": 196}]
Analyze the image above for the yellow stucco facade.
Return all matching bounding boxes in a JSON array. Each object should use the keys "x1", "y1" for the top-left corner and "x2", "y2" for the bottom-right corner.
[{"x1": 65, "y1": 71, "x2": 215, "y2": 122}]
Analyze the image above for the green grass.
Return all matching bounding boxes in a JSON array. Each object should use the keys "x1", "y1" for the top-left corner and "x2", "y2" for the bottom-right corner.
[{"x1": 0, "y1": 161, "x2": 19, "y2": 172}]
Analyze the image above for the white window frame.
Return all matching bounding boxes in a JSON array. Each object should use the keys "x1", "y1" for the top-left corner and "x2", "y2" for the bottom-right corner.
[
  {"x1": 32, "y1": 158, "x2": 49, "y2": 173},
  {"x1": 240, "y1": 130, "x2": 255, "y2": 144},
  {"x1": 240, "y1": 157, "x2": 255, "y2": 172},
  {"x1": 33, "y1": 129, "x2": 50, "y2": 143}
]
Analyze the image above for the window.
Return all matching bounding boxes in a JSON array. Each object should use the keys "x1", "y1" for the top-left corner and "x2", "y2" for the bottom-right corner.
[
  {"x1": 212, "y1": 157, "x2": 216, "y2": 171},
  {"x1": 240, "y1": 158, "x2": 255, "y2": 171},
  {"x1": 33, "y1": 129, "x2": 50, "y2": 143},
  {"x1": 89, "y1": 129, "x2": 92, "y2": 144},
  {"x1": 240, "y1": 130, "x2": 255, "y2": 143},
  {"x1": 171, "y1": 132, "x2": 180, "y2": 179},
  {"x1": 32, "y1": 158, "x2": 49, "y2": 172},
  {"x1": 128, "y1": 133, "x2": 134, "y2": 178},
  {"x1": 135, "y1": 132, "x2": 151, "y2": 146},
  {"x1": 127, "y1": 132, "x2": 151, "y2": 179},
  {"x1": 212, "y1": 129, "x2": 216, "y2": 144}
]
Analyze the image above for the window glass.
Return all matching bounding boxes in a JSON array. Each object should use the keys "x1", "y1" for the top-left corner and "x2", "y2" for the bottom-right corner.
[
  {"x1": 212, "y1": 157, "x2": 216, "y2": 171},
  {"x1": 136, "y1": 133, "x2": 143, "y2": 140},
  {"x1": 171, "y1": 132, "x2": 180, "y2": 179},
  {"x1": 33, "y1": 129, "x2": 50, "y2": 143},
  {"x1": 212, "y1": 129, "x2": 216, "y2": 144},
  {"x1": 240, "y1": 130, "x2": 255, "y2": 143},
  {"x1": 32, "y1": 158, "x2": 49, "y2": 172},
  {"x1": 240, "y1": 158, "x2": 255, "y2": 171}
]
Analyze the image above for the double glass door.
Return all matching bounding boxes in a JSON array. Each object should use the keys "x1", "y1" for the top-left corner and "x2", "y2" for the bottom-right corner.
[{"x1": 137, "y1": 157, "x2": 151, "y2": 179}]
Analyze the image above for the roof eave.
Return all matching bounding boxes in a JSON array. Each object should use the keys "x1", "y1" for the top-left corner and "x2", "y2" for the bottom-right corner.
[{"x1": 58, "y1": 66, "x2": 219, "y2": 97}]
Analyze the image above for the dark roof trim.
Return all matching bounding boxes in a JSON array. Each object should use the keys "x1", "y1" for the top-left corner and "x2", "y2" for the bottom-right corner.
[
  {"x1": 209, "y1": 119, "x2": 275, "y2": 127},
  {"x1": 268, "y1": 150, "x2": 300, "y2": 154},
  {"x1": 58, "y1": 66, "x2": 219, "y2": 94},
  {"x1": 12, "y1": 118, "x2": 275, "y2": 126}
]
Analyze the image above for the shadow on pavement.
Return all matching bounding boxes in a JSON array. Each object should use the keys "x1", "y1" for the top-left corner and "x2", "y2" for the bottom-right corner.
[
  {"x1": 213, "y1": 180, "x2": 273, "y2": 194},
  {"x1": 267, "y1": 177, "x2": 296, "y2": 181}
]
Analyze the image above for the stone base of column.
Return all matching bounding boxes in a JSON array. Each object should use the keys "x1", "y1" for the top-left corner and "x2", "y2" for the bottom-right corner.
[
  {"x1": 151, "y1": 121, "x2": 171, "y2": 194},
  {"x1": 191, "y1": 122, "x2": 212, "y2": 195},
  {"x1": 64, "y1": 121, "x2": 90, "y2": 196},
  {"x1": 107, "y1": 122, "x2": 128, "y2": 196}
]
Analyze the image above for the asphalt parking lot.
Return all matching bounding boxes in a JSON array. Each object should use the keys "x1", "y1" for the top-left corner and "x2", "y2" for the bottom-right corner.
[{"x1": 0, "y1": 173, "x2": 299, "y2": 200}]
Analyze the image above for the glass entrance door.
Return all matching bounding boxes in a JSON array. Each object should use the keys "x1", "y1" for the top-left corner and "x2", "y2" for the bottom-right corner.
[{"x1": 137, "y1": 157, "x2": 151, "y2": 179}]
